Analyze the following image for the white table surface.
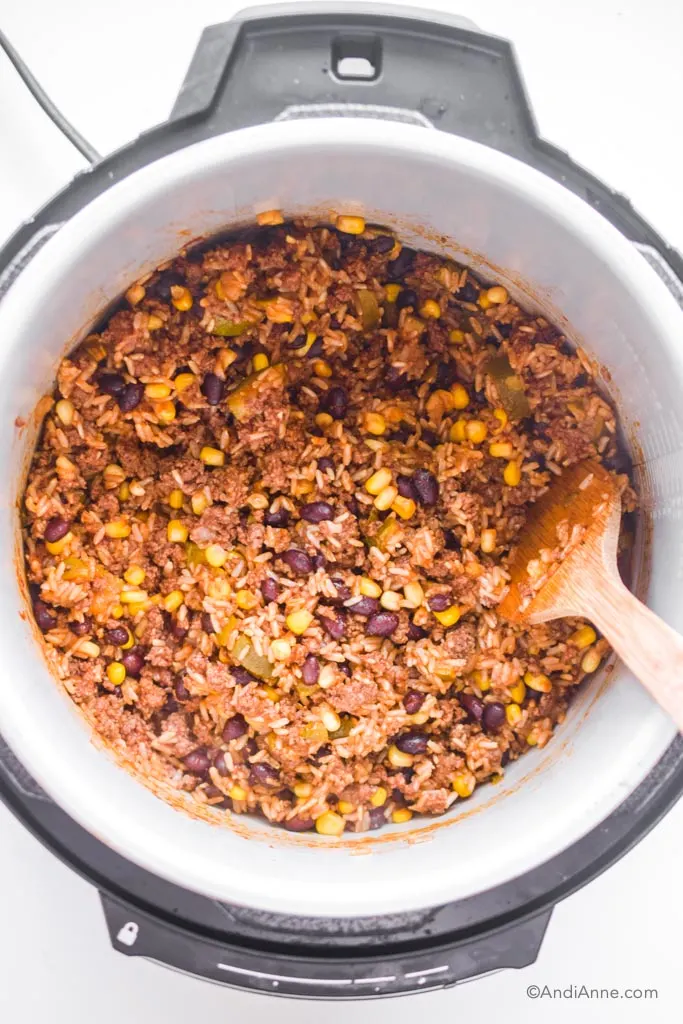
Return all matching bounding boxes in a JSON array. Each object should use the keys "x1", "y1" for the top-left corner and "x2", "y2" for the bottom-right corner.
[{"x1": 1, "y1": 1, "x2": 682, "y2": 1020}]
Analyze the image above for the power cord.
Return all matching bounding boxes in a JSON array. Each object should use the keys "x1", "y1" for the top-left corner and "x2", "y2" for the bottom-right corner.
[{"x1": 0, "y1": 27, "x2": 100, "y2": 164}]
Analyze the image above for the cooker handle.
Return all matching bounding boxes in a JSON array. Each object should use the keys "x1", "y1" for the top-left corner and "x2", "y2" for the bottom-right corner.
[{"x1": 168, "y1": 1, "x2": 683, "y2": 279}]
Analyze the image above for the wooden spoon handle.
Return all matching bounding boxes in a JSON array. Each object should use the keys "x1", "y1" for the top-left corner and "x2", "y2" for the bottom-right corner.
[{"x1": 578, "y1": 573, "x2": 683, "y2": 732}]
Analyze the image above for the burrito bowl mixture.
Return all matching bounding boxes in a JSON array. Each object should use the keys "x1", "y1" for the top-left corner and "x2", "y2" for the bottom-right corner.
[{"x1": 22, "y1": 213, "x2": 635, "y2": 837}]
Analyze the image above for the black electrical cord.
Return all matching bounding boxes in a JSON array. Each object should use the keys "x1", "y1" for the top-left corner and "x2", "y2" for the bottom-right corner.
[{"x1": 0, "y1": 27, "x2": 100, "y2": 164}]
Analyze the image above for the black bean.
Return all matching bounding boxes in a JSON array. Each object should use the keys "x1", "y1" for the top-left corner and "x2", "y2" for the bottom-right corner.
[
  {"x1": 496, "y1": 321, "x2": 512, "y2": 338},
  {"x1": 174, "y1": 678, "x2": 191, "y2": 702},
  {"x1": 482, "y1": 701, "x2": 506, "y2": 733},
  {"x1": 121, "y1": 647, "x2": 145, "y2": 677},
  {"x1": 33, "y1": 599, "x2": 56, "y2": 632},
  {"x1": 317, "y1": 457, "x2": 334, "y2": 474},
  {"x1": 223, "y1": 714, "x2": 248, "y2": 741},
  {"x1": 396, "y1": 474, "x2": 417, "y2": 500},
  {"x1": 201, "y1": 373, "x2": 225, "y2": 406},
  {"x1": 412, "y1": 468, "x2": 439, "y2": 507},
  {"x1": 278, "y1": 788, "x2": 295, "y2": 802},
  {"x1": 396, "y1": 288, "x2": 418, "y2": 310},
  {"x1": 366, "y1": 611, "x2": 399, "y2": 637},
  {"x1": 348, "y1": 596, "x2": 380, "y2": 617},
  {"x1": 284, "y1": 815, "x2": 316, "y2": 832},
  {"x1": 204, "y1": 784, "x2": 224, "y2": 800},
  {"x1": 288, "y1": 332, "x2": 307, "y2": 350},
  {"x1": 407, "y1": 620, "x2": 428, "y2": 641},
  {"x1": 318, "y1": 613, "x2": 346, "y2": 640},
  {"x1": 264, "y1": 506, "x2": 290, "y2": 528},
  {"x1": 163, "y1": 695, "x2": 179, "y2": 715},
  {"x1": 396, "y1": 731, "x2": 429, "y2": 755},
  {"x1": 300, "y1": 501, "x2": 335, "y2": 523},
  {"x1": 403, "y1": 690, "x2": 425, "y2": 714},
  {"x1": 421, "y1": 428, "x2": 438, "y2": 447},
  {"x1": 324, "y1": 386, "x2": 349, "y2": 420},
  {"x1": 459, "y1": 692, "x2": 485, "y2": 722},
  {"x1": 118, "y1": 382, "x2": 144, "y2": 412},
  {"x1": 457, "y1": 281, "x2": 478, "y2": 303},
  {"x1": 501, "y1": 749, "x2": 511, "y2": 767},
  {"x1": 444, "y1": 529, "x2": 461, "y2": 551},
  {"x1": 44, "y1": 516, "x2": 70, "y2": 543},
  {"x1": 260, "y1": 577, "x2": 279, "y2": 603},
  {"x1": 311, "y1": 553, "x2": 326, "y2": 570},
  {"x1": 385, "y1": 368, "x2": 411, "y2": 393},
  {"x1": 389, "y1": 424, "x2": 411, "y2": 443},
  {"x1": 105, "y1": 625, "x2": 131, "y2": 647},
  {"x1": 367, "y1": 234, "x2": 395, "y2": 254},
  {"x1": 312, "y1": 743, "x2": 332, "y2": 761},
  {"x1": 69, "y1": 617, "x2": 92, "y2": 637},
  {"x1": 201, "y1": 611, "x2": 215, "y2": 634},
  {"x1": 387, "y1": 247, "x2": 415, "y2": 278},
  {"x1": 148, "y1": 269, "x2": 185, "y2": 301},
  {"x1": 214, "y1": 752, "x2": 229, "y2": 776},
  {"x1": 281, "y1": 549, "x2": 313, "y2": 575},
  {"x1": 302, "y1": 654, "x2": 320, "y2": 685},
  {"x1": 184, "y1": 748, "x2": 211, "y2": 774},
  {"x1": 339, "y1": 662, "x2": 352, "y2": 678},
  {"x1": 307, "y1": 338, "x2": 324, "y2": 359},
  {"x1": 171, "y1": 619, "x2": 188, "y2": 642},
  {"x1": 368, "y1": 806, "x2": 387, "y2": 830},
  {"x1": 97, "y1": 373, "x2": 125, "y2": 396},
  {"x1": 330, "y1": 578, "x2": 352, "y2": 603},
  {"x1": 390, "y1": 787, "x2": 408, "y2": 806},
  {"x1": 428, "y1": 592, "x2": 451, "y2": 612},
  {"x1": 249, "y1": 763, "x2": 280, "y2": 786},
  {"x1": 230, "y1": 666, "x2": 255, "y2": 685},
  {"x1": 242, "y1": 737, "x2": 258, "y2": 759}
]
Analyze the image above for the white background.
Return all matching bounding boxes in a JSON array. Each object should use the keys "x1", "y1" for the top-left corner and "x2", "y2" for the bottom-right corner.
[{"x1": 1, "y1": 0, "x2": 682, "y2": 1020}]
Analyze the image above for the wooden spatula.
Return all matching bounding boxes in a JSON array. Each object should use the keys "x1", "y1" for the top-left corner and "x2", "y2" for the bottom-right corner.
[{"x1": 499, "y1": 459, "x2": 683, "y2": 731}]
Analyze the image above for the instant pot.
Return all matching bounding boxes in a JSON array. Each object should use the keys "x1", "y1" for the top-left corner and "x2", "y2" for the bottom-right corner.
[{"x1": 1, "y1": 3, "x2": 682, "y2": 998}]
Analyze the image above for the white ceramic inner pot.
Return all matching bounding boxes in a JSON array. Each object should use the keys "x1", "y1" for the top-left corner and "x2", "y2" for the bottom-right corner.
[{"x1": 0, "y1": 119, "x2": 681, "y2": 918}]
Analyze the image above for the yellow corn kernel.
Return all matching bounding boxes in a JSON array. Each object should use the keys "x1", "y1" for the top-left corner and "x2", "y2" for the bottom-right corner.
[
  {"x1": 403, "y1": 581, "x2": 424, "y2": 609},
  {"x1": 487, "y1": 285, "x2": 508, "y2": 305},
  {"x1": 391, "y1": 496, "x2": 416, "y2": 520},
  {"x1": 503, "y1": 460, "x2": 521, "y2": 487},
  {"x1": 229, "y1": 784, "x2": 247, "y2": 801},
  {"x1": 104, "y1": 521, "x2": 131, "y2": 540},
  {"x1": 365, "y1": 468, "x2": 393, "y2": 495},
  {"x1": 145, "y1": 382, "x2": 171, "y2": 400},
  {"x1": 55, "y1": 399, "x2": 75, "y2": 426},
  {"x1": 315, "y1": 412, "x2": 334, "y2": 429},
  {"x1": 294, "y1": 781, "x2": 313, "y2": 799},
  {"x1": 370, "y1": 786, "x2": 388, "y2": 808},
  {"x1": 391, "y1": 808, "x2": 413, "y2": 824},
  {"x1": 411, "y1": 710, "x2": 430, "y2": 725},
  {"x1": 79, "y1": 640, "x2": 101, "y2": 659},
  {"x1": 336, "y1": 214, "x2": 365, "y2": 235},
  {"x1": 374, "y1": 485, "x2": 398, "y2": 511},
  {"x1": 509, "y1": 680, "x2": 527, "y2": 704},
  {"x1": 103, "y1": 464, "x2": 126, "y2": 490},
  {"x1": 125, "y1": 282, "x2": 145, "y2": 306},
  {"x1": 262, "y1": 686, "x2": 281, "y2": 703},
  {"x1": 174, "y1": 372, "x2": 195, "y2": 393},
  {"x1": 480, "y1": 528, "x2": 497, "y2": 553},
  {"x1": 362, "y1": 412, "x2": 387, "y2": 436},
  {"x1": 247, "y1": 492, "x2": 269, "y2": 510},
  {"x1": 433, "y1": 605, "x2": 461, "y2": 628},
  {"x1": 256, "y1": 208, "x2": 284, "y2": 226},
  {"x1": 420, "y1": 299, "x2": 441, "y2": 319},
  {"x1": 124, "y1": 565, "x2": 145, "y2": 586},
  {"x1": 170, "y1": 285, "x2": 193, "y2": 311},
  {"x1": 465, "y1": 419, "x2": 488, "y2": 444},
  {"x1": 120, "y1": 588, "x2": 148, "y2": 605},
  {"x1": 385, "y1": 284, "x2": 401, "y2": 302},
  {"x1": 321, "y1": 709, "x2": 341, "y2": 733},
  {"x1": 388, "y1": 744, "x2": 414, "y2": 768},
  {"x1": 205, "y1": 544, "x2": 228, "y2": 568},
  {"x1": 312, "y1": 359, "x2": 333, "y2": 378},
  {"x1": 337, "y1": 800, "x2": 355, "y2": 815},
  {"x1": 46, "y1": 531, "x2": 73, "y2": 555},
  {"x1": 147, "y1": 314, "x2": 164, "y2": 331},
  {"x1": 118, "y1": 482, "x2": 131, "y2": 502},
  {"x1": 452, "y1": 772, "x2": 476, "y2": 798},
  {"x1": 449, "y1": 329, "x2": 465, "y2": 344},
  {"x1": 526, "y1": 727, "x2": 540, "y2": 746},
  {"x1": 380, "y1": 590, "x2": 402, "y2": 612},
  {"x1": 168, "y1": 489, "x2": 184, "y2": 510},
  {"x1": 315, "y1": 811, "x2": 345, "y2": 836},
  {"x1": 286, "y1": 609, "x2": 313, "y2": 635},
  {"x1": 360, "y1": 577, "x2": 382, "y2": 598},
  {"x1": 270, "y1": 639, "x2": 292, "y2": 662},
  {"x1": 200, "y1": 446, "x2": 224, "y2": 467},
  {"x1": 107, "y1": 662, "x2": 126, "y2": 685},
  {"x1": 450, "y1": 384, "x2": 469, "y2": 410},
  {"x1": 449, "y1": 420, "x2": 467, "y2": 442},
  {"x1": 478, "y1": 292, "x2": 491, "y2": 309},
  {"x1": 234, "y1": 589, "x2": 257, "y2": 611},
  {"x1": 473, "y1": 669, "x2": 491, "y2": 692},
  {"x1": 252, "y1": 353, "x2": 269, "y2": 372},
  {"x1": 215, "y1": 348, "x2": 238, "y2": 374},
  {"x1": 569, "y1": 625, "x2": 597, "y2": 649},
  {"x1": 492, "y1": 407, "x2": 508, "y2": 431},
  {"x1": 155, "y1": 400, "x2": 176, "y2": 424},
  {"x1": 318, "y1": 665, "x2": 337, "y2": 690},
  {"x1": 163, "y1": 590, "x2": 184, "y2": 613},
  {"x1": 581, "y1": 648, "x2": 602, "y2": 674},
  {"x1": 524, "y1": 671, "x2": 553, "y2": 693},
  {"x1": 489, "y1": 441, "x2": 513, "y2": 459},
  {"x1": 110, "y1": 604, "x2": 125, "y2": 619},
  {"x1": 506, "y1": 703, "x2": 523, "y2": 726},
  {"x1": 167, "y1": 520, "x2": 188, "y2": 544},
  {"x1": 191, "y1": 491, "x2": 208, "y2": 516}
]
